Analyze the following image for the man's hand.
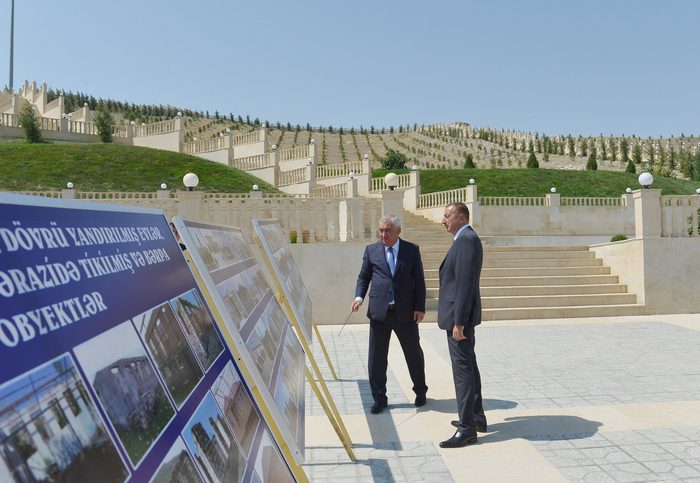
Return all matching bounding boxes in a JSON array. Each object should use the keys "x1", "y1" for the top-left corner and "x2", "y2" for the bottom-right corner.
[
  {"x1": 351, "y1": 300, "x2": 362, "y2": 312},
  {"x1": 414, "y1": 311, "x2": 425, "y2": 324},
  {"x1": 452, "y1": 324, "x2": 466, "y2": 341}
]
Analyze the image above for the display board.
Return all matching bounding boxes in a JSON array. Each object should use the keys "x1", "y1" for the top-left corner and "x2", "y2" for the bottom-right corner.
[
  {"x1": 0, "y1": 193, "x2": 296, "y2": 483},
  {"x1": 173, "y1": 218, "x2": 306, "y2": 465},
  {"x1": 252, "y1": 220, "x2": 313, "y2": 346}
]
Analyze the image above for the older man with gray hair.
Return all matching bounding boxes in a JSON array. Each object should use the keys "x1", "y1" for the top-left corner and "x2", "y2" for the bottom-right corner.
[{"x1": 351, "y1": 214, "x2": 428, "y2": 414}]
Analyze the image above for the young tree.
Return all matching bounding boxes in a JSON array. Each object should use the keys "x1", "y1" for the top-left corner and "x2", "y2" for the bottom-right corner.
[
  {"x1": 18, "y1": 103, "x2": 42, "y2": 143},
  {"x1": 526, "y1": 152, "x2": 539, "y2": 168},
  {"x1": 92, "y1": 107, "x2": 115, "y2": 143},
  {"x1": 632, "y1": 143, "x2": 643, "y2": 165},
  {"x1": 620, "y1": 138, "x2": 629, "y2": 165},
  {"x1": 381, "y1": 149, "x2": 408, "y2": 169},
  {"x1": 625, "y1": 159, "x2": 636, "y2": 173},
  {"x1": 463, "y1": 153, "x2": 475, "y2": 169},
  {"x1": 586, "y1": 152, "x2": 597, "y2": 170}
]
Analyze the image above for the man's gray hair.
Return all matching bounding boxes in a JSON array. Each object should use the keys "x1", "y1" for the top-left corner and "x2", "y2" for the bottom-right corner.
[{"x1": 379, "y1": 214, "x2": 401, "y2": 229}]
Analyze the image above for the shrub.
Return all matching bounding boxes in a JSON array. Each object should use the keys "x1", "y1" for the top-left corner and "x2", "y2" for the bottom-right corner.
[
  {"x1": 92, "y1": 107, "x2": 115, "y2": 143},
  {"x1": 526, "y1": 152, "x2": 539, "y2": 168},
  {"x1": 290, "y1": 232, "x2": 297, "y2": 244},
  {"x1": 625, "y1": 159, "x2": 636, "y2": 173},
  {"x1": 463, "y1": 153, "x2": 475, "y2": 169},
  {"x1": 586, "y1": 152, "x2": 597, "y2": 170},
  {"x1": 381, "y1": 149, "x2": 408, "y2": 169},
  {"x1": 18, "y1": 103, "x2": 42, "y2": 143},
  {"x1": 610, "y1": 234, "x2": 628, "y2": 242}
]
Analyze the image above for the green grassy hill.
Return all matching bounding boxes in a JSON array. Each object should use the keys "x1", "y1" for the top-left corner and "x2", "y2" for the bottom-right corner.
[{"x1": 0, "y1": 140, "x2": 279, "y2": 193}]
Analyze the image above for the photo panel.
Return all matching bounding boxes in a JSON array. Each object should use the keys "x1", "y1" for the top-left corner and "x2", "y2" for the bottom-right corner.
[
  {"x1": 0, "y1": 354, "x2": 129, "y2": 483},
  {"x1": 188, "y1": 227, "x2": 222, "y2": 272},
  {"x1": 210, "y1": 361, "x2": 260, "y2": 458},
  {"x1": 182, "y1": 393, "x2": 247, "y2": 483},
  {"x1": 133, "y1": 302, "x2": 204, "y2": 408},
  {"x1": 73, "y1": 321, "x2": 176, "y2": 468},
  {"x1": 170, "y1": 289, "x2": 225, "y2": 372},
  {"x1": 253, "y1": 430, "x2": 295, "y2": 483},
  {"x1": 149, "y1": 437, "x2": 204, "y2": 483},
  {"x1": 216, "y1": 265, "x2": 269, "y2": 330}
]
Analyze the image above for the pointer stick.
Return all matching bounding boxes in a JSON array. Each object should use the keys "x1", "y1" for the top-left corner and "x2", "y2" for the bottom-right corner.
[{"x1": 338, "y1": 311, "x2": 354, "y2": 337}]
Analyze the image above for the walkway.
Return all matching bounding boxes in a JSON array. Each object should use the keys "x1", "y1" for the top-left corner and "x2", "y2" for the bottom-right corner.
[{"x1": 302, "y1": 314, "x2": 700, "y2": 482}]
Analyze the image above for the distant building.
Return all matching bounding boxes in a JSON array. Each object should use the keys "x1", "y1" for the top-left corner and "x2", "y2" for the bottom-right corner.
[
  {"x1": 191, "y1": 422, "x2": 226, "y2": 483},
  {"x1": 172, "y1": 291, "x2": 223, "y2": 369},
  {"x1": 151, "y1": 450, "x2": 202, "y2": 483}
]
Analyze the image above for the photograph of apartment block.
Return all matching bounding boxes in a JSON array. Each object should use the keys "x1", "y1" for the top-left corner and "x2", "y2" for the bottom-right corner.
[
  {"x1": 218, "y1": 265, "x2": 269, "y2": 329},
  {"x1": 252, "y1": 430, "x2": 294, "y2": 483},
  {"x1": 211, "y1": 361, "x2": 260, "y2": 457},
  {"x1": 150, "y1": 437, "x2": 204, "y2": 483},
  {"x1": 170, "y1": 289, "x2": 225, "y2": 372},
  {"x1": 135, "y1": 302, "x2": 204, "y2": 407},
  {"x1": 0, "y1": 355, "x2": 128, "y2": 483},
  {"x1": 183, "y1": 394, "x2": 246, "y2": 483},
  {"x1": 74, "y1": 321, "x2": 176, "y2": 466}
]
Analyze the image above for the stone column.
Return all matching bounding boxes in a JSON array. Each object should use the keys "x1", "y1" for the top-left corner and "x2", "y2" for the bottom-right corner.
[
  {"x1": 403, "y1": 170, "x2": 421, "y2": 212},
  {"x1": 633, "y1": 189, "x2": 662, "y2": 238},
  {"x1": 347, "y1": 178, "x2": 358, "y2": 198},
  {"x1": 61, "y1": 189, "x2": 76, "y2": 200},
  {"x1": 546, "y1": 193, "x2": 560, "y2": 206},
  {"x1": 380, "y1": 189, "x2": 405, "y2": 228},
  {"x1": 177, "y1": 191, "x2": 204, "y2": 221},
  {"x1": 466, "y1": 184, "x2": 480, "y2": 231},
  {"x1": 156, "y1": 189, "x2": 171, "y2": 199}
]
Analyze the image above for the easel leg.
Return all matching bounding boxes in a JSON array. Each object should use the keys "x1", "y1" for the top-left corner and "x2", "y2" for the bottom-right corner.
[
  {"x1": 313, "y1": 320, "x2": 338, "y2": 380},
  {"x1": 306, "y1": 367, "x2": 356, "y2": 462}
]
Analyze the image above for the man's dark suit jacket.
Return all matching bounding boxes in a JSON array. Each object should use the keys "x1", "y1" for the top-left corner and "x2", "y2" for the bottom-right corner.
[
  {"x1": 437, "y1": 226, "x2": 483, "y2": 331},
  {"x1": 355, "y1": 239, "x2": 426, "y2": 322}
]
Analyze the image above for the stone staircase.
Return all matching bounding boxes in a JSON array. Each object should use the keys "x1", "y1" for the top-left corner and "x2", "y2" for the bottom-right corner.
[{"x1": 400, "y1": 212, "x2": 645, "y2": 322}]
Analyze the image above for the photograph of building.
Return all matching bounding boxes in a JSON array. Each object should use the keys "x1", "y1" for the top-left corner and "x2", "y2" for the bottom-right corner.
[
  {"x1": 149, "y1": 437, "x2": 204, "y2": 483},
  {"x1": 74, "y1": 321, "x2": 176, "y2": 467},
  {"x1": 183, "y1": 394, "x2": 247, "y2": 483},
  {"x1": 245, "y1": 331, "x2": 273, "y2": 386},
  {"x1": 210, "y1": 362, "x2": 259, "y2": 457},
  {"x1": 134, "y1": 302, "x2": 204, "y2": 408},
  {"x1": 252, "y1": 430, "x2": 294, "y2": 483},
  {"x1": 222, "y1": 230, "x2": 253, "y2": 262},
  {"x1": 217, "y1": 265, "x2": 270, "y2": 330},
  {"x1": 170, "y1": 289, "x2": 225, "y2": 372},
  {"x1": 0, "y1": 355, "x2": 128, "y2": 483},
  {"x1": 189, "y1": 228, "x2": 220, "y2": 272}
]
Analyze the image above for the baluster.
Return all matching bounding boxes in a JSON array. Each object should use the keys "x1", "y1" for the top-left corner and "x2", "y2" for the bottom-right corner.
[
  {"x1": 358, "y1": 199, "x2": 367, "y2": 241},
  {"x1": 370, "y1": 201, "x2": 378, "y2": 242},
  {"x1": 332, "y1": 200, "x2": 341, "y2": 242}
]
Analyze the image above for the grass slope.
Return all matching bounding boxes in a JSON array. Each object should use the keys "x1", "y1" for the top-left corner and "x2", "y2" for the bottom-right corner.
[
  {"x1": 373, "y1": 168, "x2": 700, "y2": 197},
  {"x1": 0, "y1": 140, "x2": 279, "y2": 193}
]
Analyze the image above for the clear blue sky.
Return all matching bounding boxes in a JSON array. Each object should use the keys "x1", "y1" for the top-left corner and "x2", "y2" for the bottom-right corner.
[{"x1": 3, "y1": 0, "x2": 699, "y2": 138}]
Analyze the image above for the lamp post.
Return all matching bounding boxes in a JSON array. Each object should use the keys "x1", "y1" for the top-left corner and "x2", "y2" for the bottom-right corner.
[
  {"x1": 183, "y1": 173, "x2": 199, "y2": 191},
  {"x1": 639, "y1": 172, "x2": 654, "y2": 189}
]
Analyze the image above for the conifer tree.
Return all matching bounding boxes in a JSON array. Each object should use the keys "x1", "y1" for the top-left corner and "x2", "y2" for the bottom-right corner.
[
  {"x1": 463, "y1": 153, "x2": 475, "y2": 169},
  {"x1": 18, "y1": 103, "x2": 42, "y2": 143},
  {"x1": 526, "y1": 152, "x2": 539, "y2": 168},
  {"x1": 625, "y1": 159, "x2": 636, "y2": 173},
  {"x1": 586, "y1": 152, "x2": 597, "y2": 170},
  {"x1": 92, "y1": 107, "x2": 115, "y2": 143}
]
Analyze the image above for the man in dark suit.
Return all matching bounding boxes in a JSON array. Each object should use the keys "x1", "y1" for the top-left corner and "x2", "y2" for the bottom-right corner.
[
  {"x1": 437, "y1": 202, "x2": 486, "y2": 448},
  {"x1": 351, "y1": 214, "x2": 428, "y2": 414}
]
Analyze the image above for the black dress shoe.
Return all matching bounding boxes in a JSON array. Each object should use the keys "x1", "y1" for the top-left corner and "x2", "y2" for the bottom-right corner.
[
  {"x1": 439, "y1": 431, "x2": 477, "y2": 448},
  {"x1": 451, "y1": 420, "x2": 487, "y2": 433},
  {"x1": 371, "y1": 400, "x2": 387, "y2": 414},
  {"x1": 415, "y1": 393, "x2": 427, "y2": 407}
]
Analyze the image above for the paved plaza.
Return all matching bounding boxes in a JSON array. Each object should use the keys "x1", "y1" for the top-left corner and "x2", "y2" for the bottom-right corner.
[{"x1": 302, "y1": 314, "x2": 700, "y2": 482}]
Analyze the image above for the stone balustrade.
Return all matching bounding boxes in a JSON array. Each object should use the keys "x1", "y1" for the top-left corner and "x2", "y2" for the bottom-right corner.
[
  {"x1": 133, "y1": 119, "x2": 178, "y2": 137},
  {"x1": 561, "y1": 197, "x2": 625, "y2": 207},
  {"x1": 230, "y1": 153, "x2": 272, "y2": 170},
  {"x1": 1, "y1": 113, "x2": 19, "y2": 127},
  {"x1": 660, "y1": 195, "x2": 700, "y2": 237},
  {"x1": 112, "y1": 125, "x2": 129, "y2": 138},
  {"x1": 310, "y1": 183, "x2": 347, "y2": 198},
  {"x1": 479, "y1": 196, "x2": 547, "y2": 206},
  {"x1": 371, "y1": 173, "x2": 411, "y2": 191},
  {"x1": 317, "y1": 161, "x2": 364, "y2": 179},
  {"x1": 276, "y1": 167, "x2": 309, "y2": 186},
  {"x1": 67, "y1": 120, "x2": 97, "y2": 135},
  {"x1": 181, "y1": 137, "x2": 228, "y2": 155},
  {"x1": 37, "y1": 117, "x2": 61, "y2": 131},
  {"x1": 417, "y1": 187, "x2": 469, "y2": 209},
  {"x1": 231, "y1": 130, "x2": 263, "y2": 146},
  {"x1": 278, "y1": 146, "x2": 310, "y2": 162}
]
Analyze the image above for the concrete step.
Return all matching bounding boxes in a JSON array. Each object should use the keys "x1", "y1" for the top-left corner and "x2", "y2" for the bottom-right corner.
[
  {"x1": 482, "y1": 251, "x2": 595, "y2": 260},
  {"x1": 481, "y1": 292, "x2": 637, "y2": 309},
  {"x1": 424, "y1": 266, "x2": 612, "y2": 278},
  {"x1": 427, "y1": 283, "x2": 628, "y2": 297},
  {"x1": 483, "y1": 245, "x2": 591, "y2": 252},
  {"x1": 478, "y1": 274, "x2": 621, "y2": 287},
  {"x1": 421, "y1": 304, "x2": 646, "y2": 322},
  {"x1": 482, "y1": 258, "x2": 602, "y2": 268}
]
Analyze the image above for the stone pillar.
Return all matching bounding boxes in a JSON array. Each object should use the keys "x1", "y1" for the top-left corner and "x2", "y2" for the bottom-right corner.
[
  {"x1": 546, "y1": 193, "x2": 560, "y2": 206},
  {"x1": 380, "y1": 189, "x2": 405, "y2": 228},
  {"x1": 61, "y1": 189, "x2": 76, "y2": 200},
  {"x1": 466, "y1": 184, "x2": 480, "y2": 231},
  {"x1": 249, "y1": 190, "x2": 263, "y2": 199},
  {"x1": 156, "y1": 189, "x2": 170, "y2": 199},
  {"x1": 177, "y1": 191, "x2": 205, "y2": 221},
  {"x1": 623, "y1": 193, "x2": 634, "y2": 207},
  {"x1": 347, "y1": 178, "x2": 358, "y2": 198},
  {"x1": 403, "y1": 170, "x2": 421, "y2": 212},
  {"x1": 633, "y1": 189, "x2": 662, "y2": 238}
]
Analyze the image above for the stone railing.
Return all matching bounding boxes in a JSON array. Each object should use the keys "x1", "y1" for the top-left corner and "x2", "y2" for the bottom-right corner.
[
  {"x1": 310, "y1": 183, "x2": 347, "y2": 198},
  {"x1": 1, "y1": 113, "x2": 19, "y2": 127},
  {"x1": 479, "y1": 197, "x2": 547, "y2": 206},
  {"x1": 660, "y1": 195, "x2": 699, "y2": 237},
  {"x1": 418, "y1": 187, "x2": 469, "y2": 209},
  {"x1": 67, "y1": 120, "x2": 97, "y2": 135},
  {"x1": 279, "y1": 145, "x2": 310, "y2": 162},
  {"x1": 230, "y1": 153, "x2": 271, "y2": 170},
  {"x1": 561, "y1": 197, "x2": 624, "y2": 207},
  {"x1": 45, "y1": 97, "x2": 61, "y2": 112},
  {"x1": 231, "y1": 130, "x2": 263, "y2": 146},
  {"x1": 317, "y1": 161, "x2": 364, "y2": 179},
  {"x1": 74, "y1": 192, "x2": 163, "y2": 200},
  {"x1": 37, "y1": 117, "x2": 61, "y2": 131},
  {"x1": 181, "y1": 137, "x2": 228, "y2": 155},
  {"x1": 9, "y1": 190, "x2": 61, "y2": 198},
  {"x1": 371, "y1": 173, "x2": 410, "y2": 191},
  {"x1": 276, "y1": 167, "x2": 308, "y2": 186},
  {"x1": 133, "y1": 119, "x2": 178, "y2": 137},
  {"x1": 112, "y1": 125, "x2": 129, "y2": 138}
]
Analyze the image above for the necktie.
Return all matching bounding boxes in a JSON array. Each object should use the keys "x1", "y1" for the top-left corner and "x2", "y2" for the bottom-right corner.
[{"x1": 388, "y1": 247, "x2": 395, "y2": 302}]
